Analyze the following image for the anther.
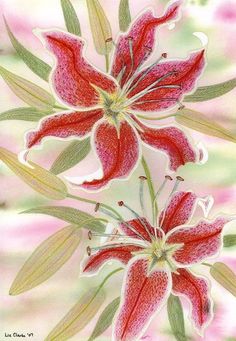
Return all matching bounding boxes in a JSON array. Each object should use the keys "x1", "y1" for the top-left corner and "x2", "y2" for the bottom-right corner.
[
  {"x1": 162, "y1": 52, "x2": 168, "y2": 58},
  {"x1": 165, "y1": 175, "x2": 173, "y2": 181},
  {"x1": 139, "y1": 175, "x2": 147, "y2": 180},
  {"x1": 178, "y1": 104, "x2": 185, "y2": 110},
  {"x1": 176, "y1": 176, "x2": 184, "y2": 182},
  {"x1": 105, "y1": 37, "x2": 113, "y2": 43},
  {"x1": 95, "y1": 202, "x2": 100, "y2": 212},
  {"x1": 88, "y1": 231, "x2": 93, "y2": 240},
  {"x1": 118, "y1": 201, "x2": 124, "y2": 206},
  {"x1": 87, "y1": 246, "x2": 91, "y2": 256}
]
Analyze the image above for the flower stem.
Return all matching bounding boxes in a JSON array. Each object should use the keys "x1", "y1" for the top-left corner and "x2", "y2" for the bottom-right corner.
[
  {"x1": 141, "y1": 157, "x2": 158, "y2": 225},
  {"x1": 137, "y1": 113, "x2": 177, "y2": 121},
  {"x1": 105, "y1": 53, "x2": 110, "y2": 73},
  {"x1": 67, "y1": 193, "x2": 123, "y2": 220}
]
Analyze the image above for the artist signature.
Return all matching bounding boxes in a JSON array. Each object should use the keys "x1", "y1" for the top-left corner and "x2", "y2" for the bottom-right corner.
[{"x1": 4, "y1": 333, "x2": 34, "y2": 338}]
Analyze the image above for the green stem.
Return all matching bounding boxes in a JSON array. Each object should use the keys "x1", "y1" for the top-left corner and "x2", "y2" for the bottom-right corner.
[
  {"x1": 137, "y1": 113, "x2": 176, "y2": 121},
  {"x1": 67, "y1": 193, "x2": 123, "y2": 220},
  {"x1": 141, "y1": 157, "x2": 158, "y2": 225},
  {"x1": 105, "y1": 53, "x2": 110, "y2": 73}
]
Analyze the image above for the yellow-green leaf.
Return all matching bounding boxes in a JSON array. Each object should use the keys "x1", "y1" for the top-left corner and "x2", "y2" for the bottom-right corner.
[
  {"x1": 184, "y1": 78, "x2": 236, "y2": 102},
  {"x1": 4, "y1": 17, "x2": 51, "y2": 81},
  {"x1": 50, "y1": 138, "x2": 91, "y2": 175},
  {"x1": 0, "y1": 66, "x2": 55, "y2": 111},
  {"x1": 22, "y1": 206, "x2": 105, "y2": 233},
  {"x1": 167, "y1": 294, "x2": 187, "y2": 341},
  {"x1": 119, "y1": 0, "x2": 131, "y2": 32},
  {"x1": 45, "y1": 288, "x2": 105, "y2": 341},
  {"x1": 86, "y1": 0, "x2": 112, "y2": 55},
  {"x1": 60, "y1": 0, "x2": 81, "y2": 36},
  {"x1": 210, "y1": 262, "x2": 236, "y2": 297},
  {"x1": 224, "y1": 234, "x2": 236, "y2": 248},
  {"x1": 0, "y1": 147, "x2": 67, "y2": 200},
  {"x1": 88, "y1": 297, "x2": 120, "y2": 341},
  {"x1": 9, "y1": 225, "x2": 81, "y2": 295},
  {"x1": 176, "y1": 108, "x2": 236, "y2": 143},
  {"x1": 0, "y1": 107, "x2": 49, "y2": 122}
]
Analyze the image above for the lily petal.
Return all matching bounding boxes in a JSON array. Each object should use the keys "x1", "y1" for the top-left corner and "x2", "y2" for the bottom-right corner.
[
  {"x1": 133, "y1": 117, "x2": 197, "y2": 171},
  {"x1": 112, "y1": 1, "x2": 182, "y2": 86},
  {"x1": 119, "y1": 218, "x2": 156, "y2": 242},
  {"x1": 159, "y1": 191, "x2": 197, "y2": 234},
  {"x1": 83, "y1": 245, "x2": 143, "y2": 274},
  {"x1": 114, "y1": 258, "x2": 171, "y2": 341},
  {"x1": 167, "y1": 217, "x2": 231, "y2": 266},
  {"x1": 81, "y1": 120, "x2": 140, "y2": 190},
  {"x1": 41, "y1": 30, "x2": 117, "y2": 108},
  {"x1": 128, "y1": 50, "x2": 205, "y2": 112},
  {"x1": 26, "y1": 109, "x2": 103, "y2": 148},
  {"x1": 172, "y1": 269, "x2": 213, "y2": 335}
]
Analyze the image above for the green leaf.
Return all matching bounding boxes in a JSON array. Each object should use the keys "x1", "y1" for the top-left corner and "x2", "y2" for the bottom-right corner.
[
  {"x1": 4, "y1": 17, "x2": 51, "y2": 81},
  {"x1": 0, "y1": 147, "x2": 67, "y2": 200},
  {"x1": 184, "y1": 78, "x2": 236, "y2": 102},
  {"x1": 0, "y1": 107, "x2": 49, "y2": 122},
  {"x1": 50, "y1": 138, "x2": 90, "y2": 175},
  {"x1": 45, "y1": 286, "x2": 106, "y2": 341},
  {"x1": 22, "y1": 206, "x2": 105, "y2": 233},
  {"x1": 0, "y1": 66, "x2": 55, "y2": 111},
  {"x1": 60, "y1": 0, "x2": 81, "y2": 36},
  {"x1": 86, "y1": 0, "x2": 113, "y2": 55},
  {"x1": 210, "y1": 262, "x2": 236, "y2": 297},
  {"x1": 88, "y1": 297, "x2": 120, "y2": 341},
  {"x1": 175, "y1": 108, "x2": 236, "y2": 143},
  {"x1": 119, "y1": 0, "x2": 131, "y2": 32},
  {"x1": 167, "y1": 294, "x2": 187, "y2": 341},
  {"x1": 9, "y1": 225, "x2": 81, "y2": 295},
  {"x1": 224, "y1": 234, "x2": 236, "y2": 248}
]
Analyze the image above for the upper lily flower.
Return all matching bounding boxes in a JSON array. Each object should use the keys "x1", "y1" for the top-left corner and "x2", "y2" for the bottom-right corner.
[
  {"x1": 83, "y1": 177, "x2": 233, "y2": 340},
  {"x1": 25, "y1": 0, "x2": 205, "y2": 190}
]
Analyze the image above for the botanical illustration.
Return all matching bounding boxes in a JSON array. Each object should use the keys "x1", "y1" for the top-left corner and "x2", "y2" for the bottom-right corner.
[{"x1": 1, "y1": 0, "x2": 236, "y2": 340}]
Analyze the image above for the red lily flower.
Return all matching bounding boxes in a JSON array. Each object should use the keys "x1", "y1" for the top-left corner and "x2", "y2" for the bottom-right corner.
[
  {"x1": 83, "y1": 188, "x2": 233, "y2": 340},
  {"x1": 25, "y1": 0, "x2": 205, "y2": 190}
]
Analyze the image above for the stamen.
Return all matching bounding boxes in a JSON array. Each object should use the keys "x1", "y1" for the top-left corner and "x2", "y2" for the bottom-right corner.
[
  {"x1": 88, "y1": 231, "x2": 135, "y2": 239},
  {"x1": 128, "y1": 37, "x2": 134, "y2": 73},
  {"x1": 133, "y1": 98, "x2": 178, "y2": 106},
  {"x1": 139, "y1": 176, "x2": 147, "y2": 217},
  {"x1": 95, "y1": 202, "x2": 100, "y2": 212},
  {"x1": 88, "y1": 242, "x2": 143, "y2": 253},
  {"x1": 87, "y1": 246, "x2": 91, "y2": 256},
  {"x1": 153, "y1": 175, "x2": 173, "y2": 201},
  {"x1": 98, "y1": 207, "x2": 121, "y2": 220}
]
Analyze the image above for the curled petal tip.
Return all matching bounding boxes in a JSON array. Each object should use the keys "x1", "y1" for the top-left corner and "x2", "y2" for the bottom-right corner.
[{"x1": 17, "y1": 150, "x2": 33, "y2": 169}]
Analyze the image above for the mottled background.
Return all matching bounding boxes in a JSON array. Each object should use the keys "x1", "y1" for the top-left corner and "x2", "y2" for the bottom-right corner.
[{"x1": 1, "y1": 0, "x2": 236, "y2": 340}]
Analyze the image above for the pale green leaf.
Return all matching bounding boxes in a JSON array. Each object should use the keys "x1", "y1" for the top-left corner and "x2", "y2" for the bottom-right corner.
[
  {"x1": 22, "y1": 206, "x2": 105, "y2": 233},
  {"x1": 176, "y1": 108, "x2": 236, "y2": 143},
  {"x1": 119, "y1": 0, "x2": 131, "y2": 32},
  {"x1": 50, "y1": 138, "x2": 90, "y2": 175},
  {"x1": 45, "y1": 286, "x2": 105, "y2": 341},
  {"x1": 88, "y1": 297, "x2": 120, "y2": 341},
  {"x1": 4, "y1": 17, "x2": 51, "y2": 81},
  {"x1": 184, "y1": 78, "x2": 236, "y2": 102},
  {"x1": 86, "y1": 0, "x2": 112, "y2": 55},
  {"x1": 210, "y1": 262, "x2": 236, "y2": 297},
  {"x1": 60, "y1": 0, "x2": 81, "y2": 36},
  {"x1": 0, "y1": 66, "x2": 55, "y2": 111},
  {"x1": 167, "y1": 294, "x2": 187, "y2": 341},
  {"x1": 0, "y1": 107, "x2": 49, "y2": 122},
  {"x1": 9, "y1": 225, "x2": 81, "y2": 295},
  {"x1": 0, "y1": 147, "x2": 67, "y2": 200},
  {"x1": 224, "y1": 234, "x2": 236, "y2": 248}
]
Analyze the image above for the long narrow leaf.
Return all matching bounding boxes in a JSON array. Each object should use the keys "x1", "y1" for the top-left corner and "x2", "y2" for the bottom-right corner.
[
  {"x1": 9, "y1": 225, "x2": 82, "y2": 295},
  {"x1": 167, "y1": 294, "x2": 187, "y2": 341},
  {"x1": 0, "y1": 147, "x2": 67, "y2": 200},
  {"x1": 22, "y1": 206, "x2": 105, "y2": 232},
  {"x1": 60, "y1": 0, "x2": 81, "y2": 36},
  {"x1": 0, "y1": 66, "x2": 55, "y2": 111},
  {"x1": 176, "y1": 108, "x2": 236, "y2": 143},
  {"x1": 86, "y1": 0, "x2": 112, "y2": 55},
  {"x1": 50, "y1": 138, "x2": 90, "y2": 175},
  {"x1": 210, "y1": 262, "x2": 236, "y2": 297},
  {"x1": 184, "y1": 78, "x2": 236, "y2": 102},
  {"x1": 4, "y1": 17, "x2": 51, "y2": 81},
  {"x1": 119, "y1": 0, "x2": 131, "y2": 32},
  {"x1": 0, "y1": 107, "x2": 49, "y2": 122},
  {"x1": 88, "y1": 297, "x2": 120, "y2": 341},
  {"x1": 224, "y1": 234, "x2": 236, "y2": 248}
]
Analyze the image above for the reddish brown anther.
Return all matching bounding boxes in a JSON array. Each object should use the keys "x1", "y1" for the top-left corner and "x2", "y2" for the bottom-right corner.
[
  {"x1": 139, "y1": 176, "x2": 147, "y2": 180},
  {"x1": 95, "y1": 202, "x2": 100, "y2": 212},
  {"x1": 87, "y1": 246, "x2": 91, "y2": 256},
  {"x1": 165, "y1": 175, "x2": 173, "y2": 181},
  {"x1": 105, "y1": 37, "x2": 113, "y2": 43},
  {"x1": 162, "y1": 52, "x2": 168, "y2": 58},
  {"x1": 178, "y1": 104, "x2": 185, "y2": 110},
  {"x1": 118, "y1": 201, "x2": 124, "y2": 206},
  {"x1": 176, "y1": 176, "x2": 184, "y2": 181},
  {"x1": 88, "y1": 231, "x2": 92, "y2": 240}
]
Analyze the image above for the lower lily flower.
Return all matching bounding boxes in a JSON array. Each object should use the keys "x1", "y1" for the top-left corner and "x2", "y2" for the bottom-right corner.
[
  {"x1": 82, "y1": 177, "x2": 233, "y2": 341},
  {"x1": 24, "y1": 0, "x2": 205, "y2": 190}
]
